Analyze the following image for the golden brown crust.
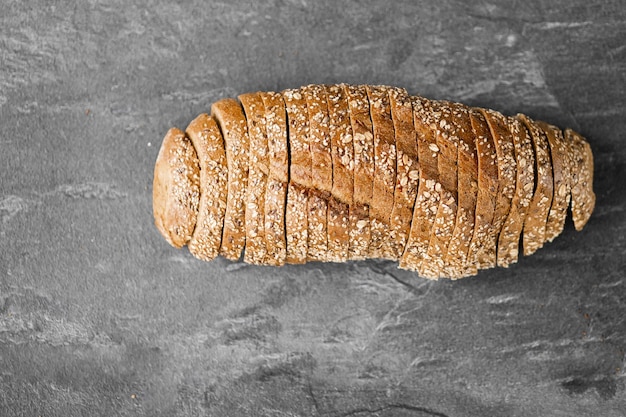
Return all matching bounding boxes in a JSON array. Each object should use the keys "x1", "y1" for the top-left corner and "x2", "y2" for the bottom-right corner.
[
  {"x1": 283, "y1": 89, "x2": 311, "y2": 263},
  {"x1": 399, "y1": 96, "x2": 441, "y2": 277},
  {"x1": 285, "y1": 183, "x2": 308, "y2": 263},
  {"x1": 238, "y1": 93, "x2": 269, "y2": 264},
  {"x1": 260, "y1": 91, "x2": 288, "y2": 266},
  {"x1": 443, "y1": 103, "x2": 478, "y2": 278},
  {"x1": 481, "y1": 108, "x2": 516, "y2": 262},
  {"x1": 307, "y1": 190, "x2": 329, "y2": 262},
  {"x1": 517, "y1": 114, "x2": 554, "y2": 256},
  {"x1": 496, "y1": 117, "x2": 535, "y2": 267},
  {"x1": 303, "y1": 84, "x2": 333, "y2": 194},
  {"x1": 283, "y1": 88, "x2": 312, "y2": 187},
  {"x1": 565, "y1": 129, "x2": 595, "y2": 231},
  {"x1": 344, "y1": 84, "x2": 375, "y2": 207},
  {"x1": 327, "y1": 196, "x2": 350, "y2": 262},
  {"x1": 467, "y1": 109, "x2": 498, "y2": 269},
  {"x1": 348, "y1": 203, "x2": 370, "y2": 260},
  {"x1": 388, "y1": 87, "x2": 419, "y2": 261},
  {"x1": 185, "y1": 114, "x2": 228, "y2": 261},
  {"x1": 211, "y1": 98, "x2": 249, "y2": 260},
  {"x1": 366, "y1": 85, "x2": 397, "y2": 259},
  {"x1": 538, "y1": 122, "x2": 570, "y2": 241},
  {"x1": 425, "y1": 100, "x2": 460, "y2": 279},
  {"x1": 153, "y1": 127, "x2": 200, "y2": 249},
  {"x1": 326, "y1": 84, "x2": 354, "y2": 205}
]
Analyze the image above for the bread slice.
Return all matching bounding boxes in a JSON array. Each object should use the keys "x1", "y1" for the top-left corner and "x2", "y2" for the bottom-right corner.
[
  {"x1": 260, "y1": 91, "x2": 288, "y2": 266},
  {"x1": 344, "y1": 84, "x2": 375, "y2": 207},
  {"x1": 565, "y1": 129, "x2": 595, "y2": 231},
  {"x1": 480, "y1": 108, "x2": 516, "y2": 262},
  {"x1": 442, "y1": 103, "x2": 478, "y2": 278},
  {"x1": 185, "y1": 114, "x2": 228, "y2": 261},
  {"x1": 366, "y1": 85, "x2": 397, "y2": 259},
  {"x1": 326, "y1": 84, "x2": 354, "y2": 204},
  {"x1": 423, "y1": 100, "x2": 460, "y2": 279},
  {"x1": 325, "y1": 84, "x2": 353, "y2": 262},
  {"x1": 283, "y1": 88, "x2": 312, "y2": 188},
  {"x1": 211, "y1": 99, "x2": 249, "y2": 260},
  {"x1": 303, "y1": 84, "x2": 333, "y2": 194},
  {"x1": 348, "y1": 203, "x2": 370, "y2": 260},
  {"x1": 283, "y1": 88, "x2": 311, "y2": 263},
  {"x1": 307, "y1": 190, "x2": 329, "y2": 262},
  {"x1": 153, "y1": 127, "x2": 200, "y2": 249},
  {"x1": 238, "y1": 93, "x2": 269, "y2": 264},
  {"x1": 467, "y1": 109, "x2": 498, "y2": 269},
  {"x1": 517, "y1": 114, "x2": 554, "y2": 256},
  {"x1": 538, "y1": 121, "x2": 571, "y2": 241},
  {"x1": 495, "y1": 117, "x2": 535, "y2": 267},
  {"x1": 327, "y1": 196, "x2": 350, "y2": 262},
  {"x1": 285, "y1": 183, "x2": 308, "y2": 263},
  {"x1": 388, "y1": 87, "x2": 419, "y2": 260},
  {"x1": 399, "y1": 96, "x2": 442, "y2": 277}
]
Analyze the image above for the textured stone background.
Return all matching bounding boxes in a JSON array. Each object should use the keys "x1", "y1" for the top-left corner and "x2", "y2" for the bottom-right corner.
[{"x1": 1, "y1": 0, "x2": 625, "y2": 416}]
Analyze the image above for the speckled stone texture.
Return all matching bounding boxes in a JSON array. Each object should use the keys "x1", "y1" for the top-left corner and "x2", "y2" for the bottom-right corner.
[{"x1": 1, "y1": 1, "x2": 625, "y2": 416}]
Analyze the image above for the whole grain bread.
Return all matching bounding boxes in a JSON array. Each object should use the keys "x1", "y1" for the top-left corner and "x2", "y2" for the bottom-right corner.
[
  {"x1": 211, "y1": 98, "x2": 250, "y2": 260},
  {"x1": 443, "y1": 103, "x2": 478, "y2": 278},
  {"x1": 565, "y1": 128, "x2": 595, "y2": 231},
  {"x1": 481, "y1": 109, "x2": 516, "y2": 262},
  {"x1": 496, "y1": 117, "x2": 535, "y2": 267},
  {"x1": 153, "y1": 127, "x2": 200, "y2": 249},
  {"x1": 467, "y1": 109, "x2": 498, "y2": 269},
  {"x1": 283, "y1": 88, "x2": 311, "y2": 263},
  {"x1": 366, "y1": 85, "x2": 397, "y2": 259},
  {"x1": 185, "y1": 114, "x2": 228, "y2": 261},
  {"x1": 260, "y1": 92, "x2": 289, "y2": 266},
  {"x1": 388, "y1": 87, "x2": 419, "y2": 261},
  {"x1": 344, "y1": 84, "x2": 375, "y2": 207},
  {"x1": 538, "y1": 121, "x2": 571, "y2": 240},
  {"x1": 517, "y1": 114, "x2": 554, "y2": 256},
  {"x1": 399, "y1": 96, "x2": 442, "y2": 277}
]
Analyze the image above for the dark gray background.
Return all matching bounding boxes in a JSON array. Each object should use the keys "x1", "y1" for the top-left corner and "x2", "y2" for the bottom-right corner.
[{"x1": 1, "y1": 0, "x2": 625, "y2": 416}]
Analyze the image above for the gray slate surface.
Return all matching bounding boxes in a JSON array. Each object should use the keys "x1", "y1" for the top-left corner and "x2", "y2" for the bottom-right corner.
[{"x1": 1, "y1": 0, "x2": 625, "y2": 416}]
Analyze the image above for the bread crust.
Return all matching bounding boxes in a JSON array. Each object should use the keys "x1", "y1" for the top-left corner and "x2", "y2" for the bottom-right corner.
[
  {"x1": 517, "y1": 114, "x2": 554, "y2": 256},
  {"x1": 467, "y1": 109, "x2": 498, "y2": 269},
  {"x1": 283, "y1": 88, "x2": 312, "y2": 187},
  {"x1": 325, "y1": 84, "x2": 352, "y2": 262},
  {"x1": 211, "y1": 98, "x2": 249, "y2": 260},
  {"x1": 307, "y1": 190, "x2": 329, "y2": 262},
  {"x1": 481, "y1": 109, "x2": 516, "y2": 262},
  {"x1": 443, "y1": 103, "x2": 478, "y2": 278},
  {"x1": 388, "y1": 87, "x2": 419, "y2": 261},
  {"x1": 260, "y1": 91, "x2": 288, "y2": 266},
  {"x1": 496, "y1": 117, "x2": 535, "y2": 267},
  {"x1": 303, "y1": 84, "x2": 333, "y2": 194},
  {"x1": 565, "y1": 129, "x2": 595, "y2": 231},
  {"x1": 345, "y1": 84, "x2": 375, "y2": 207},
  {"x1": 538, "y1": 121, "x2": 571, "y2": 240},
  {"x1": 424, "y1": 100, "x2": 460, "y2": 279},
  {"x1": 283, "y1": 88, "x2": 310, "y2": 263},
  {"x1": 239, "y1": 93, "x2": 269, "y2": 264},
  {"x1": 153, "y1": 127, "x2": 200, "y2": 249},
  {"x1": 326, "y1": 84, "x2": 354, "y2": 204},
  {"x1": 327, "y1": 196, "x2": 350, "y2": 262},
  {"x1": 185, "y1": 114, "x2": 228, "y2": 261},
  {"x1": 285, "y1": 183, "x2": 308, "y2": 263},
  {"x1": 366, "y1": 85, "x2": 397, "y2": 259},
  {"x1": 399, "y1": 96, "x2": 441, "y2": 277},
  {"x1": 348, "y1": 203, "x2": 370, "y2": 260}
]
